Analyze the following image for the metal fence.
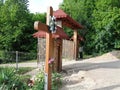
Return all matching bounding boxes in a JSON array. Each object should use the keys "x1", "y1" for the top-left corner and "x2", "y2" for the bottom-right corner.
[
  {"x1": 0, "y1": 50, "x2": 37, "y2": 69},
  {"x1": 0, "y1": 39, "x2": 75, "y2": 70}
]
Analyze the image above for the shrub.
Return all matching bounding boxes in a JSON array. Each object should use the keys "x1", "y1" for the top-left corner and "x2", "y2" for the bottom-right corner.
[
  {"x1": 32, "y1": 71, "x2": 45, "y2": 90},
  {"x1": 32, "y1": 70, "x2": 62, "y2": 90},
  {"x1": 52, "y1": 72, "x2": 62, "y2": 90},
  {"x1": 0, "y1": 67, "x2": 29, "y2": 90}
]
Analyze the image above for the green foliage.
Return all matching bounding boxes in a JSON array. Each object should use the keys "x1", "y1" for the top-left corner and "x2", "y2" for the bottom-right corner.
[
  {"x1": 60, "y1": 0, "x2": 120, "y2": 54},
  {"x1": 32, "y1": 71, "x2": 45, "y2": 90},
  {"x1": 91, "y1": 0, "x2": 120, "y2": 53},
  {"x1": 0, "y1": 0, "x2": 46, "y2": 53},
  {"x1": 32, "y1": 71, "x2": 62, "y2": 90},
  {"x1": 0, "y1": 67, "x2": 35, "y2": 75},
  {"x1": 16, "y1": 67, "x2": 35, "y2": 75},
  {"x1": 52, "y1": 72, "x2": 62, "y2": 90},
  {"x1": 0, "y1": 0, "x2": 120, "y2": 55},
  {"x1": 0, "y1": 67, "x2": 28, "y2": 90},
  {"x1": 0, "y1": 0, "x2": 29, "y2": 51}
]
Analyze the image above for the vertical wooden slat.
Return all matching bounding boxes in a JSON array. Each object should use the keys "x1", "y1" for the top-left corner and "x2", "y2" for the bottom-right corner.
[
  {"x1": 73, "y1": 30, "x2": 78, "y2": 60},
  {"x1": 59, "y1": 39, "x2": 63, "y2": 71},
  {"x1": 56, "y1": 21, "x2": 63, "y2": 72},
  {"x1": 53, "y1": 40, "x2": 57, "y2": 71}
]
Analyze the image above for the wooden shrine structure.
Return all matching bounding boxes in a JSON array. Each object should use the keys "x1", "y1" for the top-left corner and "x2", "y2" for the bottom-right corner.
[
  {"x1": 34, "y1": 7, "x2": 83, "y2": 90},
  {"x1": 70, "y1": 35, "x2": 84, "y2": 58},
  {"x1": 53, "y1": 9, "x2": 83, "y2": 59},
  {"x1": 33, "y1": 28, "x2": 69, "y2": 72}
]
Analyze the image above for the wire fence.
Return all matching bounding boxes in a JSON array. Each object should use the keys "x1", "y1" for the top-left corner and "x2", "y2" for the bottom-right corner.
[
  {"x1": 0, "y1": 50, "x2": 37, "y2": 69},
  {"x1": 0, "y1": 39, "x2": 75, "y2": 69},
  {"x1": 0, "y1": 50, "x2": 37, "y2": 63}
]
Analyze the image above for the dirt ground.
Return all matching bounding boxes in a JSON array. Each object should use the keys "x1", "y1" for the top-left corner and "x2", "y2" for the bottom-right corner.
[
  {"x1": 1, "y1": 50, "x2": 120, "y2": 90},
  {"x1": 60, "y1": 50, "x2": 120, "y2": 90}
]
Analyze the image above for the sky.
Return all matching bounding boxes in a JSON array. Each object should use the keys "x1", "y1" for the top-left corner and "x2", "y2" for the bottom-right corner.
[{"x1": 28, "y1": 0, "x2": 63, "y2": 13}]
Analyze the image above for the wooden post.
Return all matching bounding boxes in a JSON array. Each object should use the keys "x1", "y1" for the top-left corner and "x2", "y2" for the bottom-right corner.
[
  {"x1": 59, "y1": 39, "x2": 63, "y2": 72},
  {"x1": 73, "y1": 30, "x2": 78, "y2": 60},
  {"x1": 56, "y1": 21, "x2": 63, "y2": 72},
  {"x1": 45, "y1": 6, "x2": 53, "y2": 90},
  {"x1": 53, "y1": 40, "x2": 57, "y2": 71},
  {"x1": 34, "y1": 6, "x2": 65, "y2": 90},
  {"x1": 77, "y1": 40, "x2": 79, "y2": 59}
]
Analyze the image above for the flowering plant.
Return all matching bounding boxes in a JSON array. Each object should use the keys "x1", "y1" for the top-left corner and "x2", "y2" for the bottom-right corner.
[
  {"x1": 48, "y1": 58, "x2": 54, "y2": 64},
  {"x1": 48, "y1": 58, "x2": 55, "y2": 69}
]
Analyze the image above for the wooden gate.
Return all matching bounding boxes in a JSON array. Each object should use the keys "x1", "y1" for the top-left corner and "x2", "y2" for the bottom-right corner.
[{"x1": 62, "y1": 40, "x2": 74, "y2": 60}]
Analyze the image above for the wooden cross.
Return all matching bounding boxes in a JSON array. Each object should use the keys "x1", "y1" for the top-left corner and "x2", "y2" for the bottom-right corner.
[{"x1": 34, "y1": 6, "x2": 58, "y2": 90}]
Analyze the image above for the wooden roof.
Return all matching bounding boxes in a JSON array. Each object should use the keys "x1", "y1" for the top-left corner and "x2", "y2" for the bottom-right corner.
[
  {"x1": 53, "y1": 9, "x2": 83, "y2": 29},
  {"x1": 33, "y1": 26, "x2": 69, "y2": 39}
]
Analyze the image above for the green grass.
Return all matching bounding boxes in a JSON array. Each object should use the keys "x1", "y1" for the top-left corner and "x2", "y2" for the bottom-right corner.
[
  {"x1": 17, "y1": 67, "x2": 36, "y2": 74},
  {"x1": 0, "y1": 67, "x2": 35, "y2": 74},
  {"x1": 20, "y1": 59, "x2": 37, "y2": 63},
  {"x1": 0, "y1": 67, "x2": 31, "y2": 90}
]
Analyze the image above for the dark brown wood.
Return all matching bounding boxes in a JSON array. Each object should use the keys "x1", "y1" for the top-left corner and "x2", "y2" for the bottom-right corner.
[
  {"x1": 58, "y1": 39, "x2": 62, "y2": 72},
  {"x1": 54, "y1": 40, "x2": 59, "y2": 72},
  {"x1": 57, "y1": 21, "x2": 63, "y2": 72}
]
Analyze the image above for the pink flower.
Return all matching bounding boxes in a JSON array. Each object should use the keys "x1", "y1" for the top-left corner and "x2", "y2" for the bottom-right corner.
[{"x1": 48, "y1": 58, "x2": 54, "y2": 64}]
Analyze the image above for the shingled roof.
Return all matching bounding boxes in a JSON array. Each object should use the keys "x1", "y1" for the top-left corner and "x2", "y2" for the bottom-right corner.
[{"x1": 53, "y1": 9, "x2": 83, "y2": 29}]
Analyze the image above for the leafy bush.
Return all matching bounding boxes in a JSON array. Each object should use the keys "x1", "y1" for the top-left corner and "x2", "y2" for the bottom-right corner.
[
  {"x1": 52, "y1": 72, "x2": 62, "y2": 90},
  {"x1": 32, "y1": 71, "x2": 45, "y2": 90},
  {"x1": 0, "y1": 67, "x2": 62, "y2": 90},
  {"x1": 17, "y1": 67, "x2": 35, "y2": 74},
  {"x1": 32, "y1": 71, "x2": 62, "y2": 90},
  {"x1": 0, "y1": 67, "x2": 29, "y2": 90}
]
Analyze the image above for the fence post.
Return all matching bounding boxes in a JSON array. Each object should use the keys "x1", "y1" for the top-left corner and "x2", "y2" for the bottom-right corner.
[{"x1": 16, "y1": 51, "x2": 18, "y2": 70}]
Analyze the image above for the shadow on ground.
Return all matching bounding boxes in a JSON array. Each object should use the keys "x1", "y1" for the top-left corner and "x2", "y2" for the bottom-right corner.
[{"x1": 63, "y1": 60, "x2": 120, "y2": 74}]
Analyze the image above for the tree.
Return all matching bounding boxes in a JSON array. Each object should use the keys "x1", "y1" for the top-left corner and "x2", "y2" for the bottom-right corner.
[
  {"x1": 0, "y1": 0, "x2": 46, "y2": 52},
  {"x1": 91, "y1": 0, "x2": 120, "y2": 53},
  {"x1": 60, "y1": 0, "x2": 120, "y2": 54},
  {"x1": 0, "y1": 0, "x2": 29, "y2": 51},
  {"x1": 60, "y1": 0, "x2": 96, "y2": 53}
]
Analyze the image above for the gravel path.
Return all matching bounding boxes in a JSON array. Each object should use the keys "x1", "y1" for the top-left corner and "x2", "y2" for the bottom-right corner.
[{"x1": 60, "y1": 51, "x2": 120, "y2": 90}]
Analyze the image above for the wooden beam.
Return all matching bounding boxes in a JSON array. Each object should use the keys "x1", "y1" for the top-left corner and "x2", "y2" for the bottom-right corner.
[
  {"x1": 45, "y1": 33, "x2": 52, "y2": 90},
  {"x1": 34, "y1": 21, "x2": 49, "y2": 33},
  {"x1": 45, "y1": 6, "x2": 53, "y2": 90},
  {"x1": 34, "y1": 22, "x2": 65, "y2": 37}
]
